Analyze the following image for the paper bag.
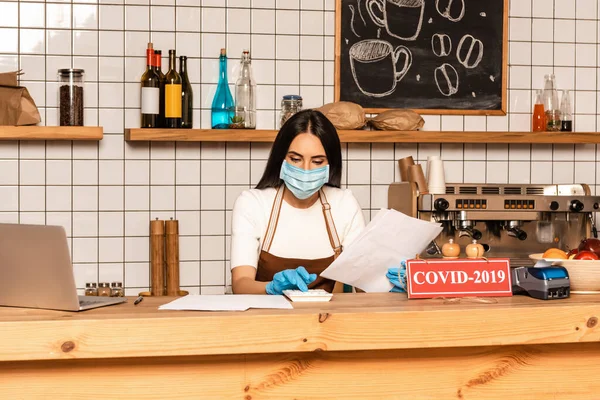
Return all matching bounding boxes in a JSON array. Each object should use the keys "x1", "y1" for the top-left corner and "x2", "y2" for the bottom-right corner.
[
  {"x1": 316, "y1": 101, "x2": 366, "y2": 130},
  {"x1": 0, "y1": 71, "x2": 41, "y2": 126},
  {"x1": 368, "y1": 109, "x2": 424, "y2": 131}
]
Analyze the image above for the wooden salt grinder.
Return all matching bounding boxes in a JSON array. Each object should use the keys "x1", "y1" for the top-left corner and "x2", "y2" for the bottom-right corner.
[
  {"x1": 150, "y1": 219, "x2": 165, "y2": 296},
  {"x1": 165, "y1": 218, "x2": 180, "y2": 296}
]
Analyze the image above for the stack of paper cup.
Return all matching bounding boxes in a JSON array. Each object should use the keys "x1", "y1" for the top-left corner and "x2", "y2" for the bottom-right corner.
[
  {"x1": 426, "y1": 155, "x2": 439, "y2": 179},
  {"x1": 398, "y1": 156, "x2": 415, "y2": 182},
  {"x1": 427, "y1": 157, "x2": 446, "y2": 194},
  {"x1": 407, "y1": 164, "x2": 428, "y2": 193}
]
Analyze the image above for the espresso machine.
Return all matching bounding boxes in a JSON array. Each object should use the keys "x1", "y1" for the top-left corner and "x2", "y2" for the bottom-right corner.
[{"x1": 388, "y1": 182, "x2": 600, "y2": 266}]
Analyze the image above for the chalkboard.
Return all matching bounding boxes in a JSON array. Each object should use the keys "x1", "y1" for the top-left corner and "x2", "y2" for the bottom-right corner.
[{"x1": 335, "y1": 0, "x2": 508, "y2": 115}]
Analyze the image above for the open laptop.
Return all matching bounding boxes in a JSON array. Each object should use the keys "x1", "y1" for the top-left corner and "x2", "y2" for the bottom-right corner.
[{"x1": 0, "y1": 223, "x2": 127, "y2": 311}]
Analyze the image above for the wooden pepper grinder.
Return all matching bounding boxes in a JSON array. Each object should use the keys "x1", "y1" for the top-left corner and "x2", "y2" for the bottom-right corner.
[
  {"x1": 165, "y1": 218, "x2": 180, "y2": 296},
  {"x1": 150, "y1": 219, "x2": 165, "y2": 296}
]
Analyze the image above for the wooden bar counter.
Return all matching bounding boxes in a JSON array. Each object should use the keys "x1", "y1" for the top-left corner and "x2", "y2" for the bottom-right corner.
[{"x1": 2, "y1": 293, "x2": 600, "y2": 399}]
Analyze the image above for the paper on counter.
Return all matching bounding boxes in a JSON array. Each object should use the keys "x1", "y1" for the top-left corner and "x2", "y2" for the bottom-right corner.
[
  {"x1": 158, "y1": 294, "x2": 293, "y2": 311},
  {"x1": 320, "y1": 208, "x2": 443, "y2": 293}
]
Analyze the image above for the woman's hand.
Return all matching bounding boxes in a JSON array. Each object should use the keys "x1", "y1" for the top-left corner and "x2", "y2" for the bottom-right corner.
[
  {"x1": 265, "y1": 266, "x2": 317, "y2": 295},
  {"x1": 387, "y1": 261, "x2": 407, "y2": 293}
]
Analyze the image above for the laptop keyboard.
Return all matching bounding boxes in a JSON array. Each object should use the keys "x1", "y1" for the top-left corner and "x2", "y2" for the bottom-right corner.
[{"x1": 79, "y1": 299, "x2": 109, "y2": 307}]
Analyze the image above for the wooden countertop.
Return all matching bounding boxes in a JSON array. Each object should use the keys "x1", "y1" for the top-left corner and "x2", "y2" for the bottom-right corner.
[{"x1": 1, "y1": 293, "x2": 600, "y2": 362}]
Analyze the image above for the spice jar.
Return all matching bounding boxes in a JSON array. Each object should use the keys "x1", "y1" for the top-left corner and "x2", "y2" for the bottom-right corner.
[
  {"x1": 85, "y1": 282, "x2": 98, "y2": 296},
  {"x1": 441, "y1": 238, "x2": 460, "y2": 258},
  {"x1": 465, "y1": 240, "x2": 485, "y2": 258},
  {"x1": 280, "y1": 95, "x2": 302, "y2": 128},
  {"x1": 110, "y1": 282, "x2": 125, "y2": 297},
  {"x1": 98, "y1": 282, "x2": 112, "y2": 296},
  {"x1": 58, "y1": 68, "x2": 84, "y2": 126}
]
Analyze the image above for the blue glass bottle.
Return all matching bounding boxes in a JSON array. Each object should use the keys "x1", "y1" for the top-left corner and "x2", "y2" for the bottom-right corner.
[{"x1": 211, "y1": 48, "x2": 234, "y2": 129}]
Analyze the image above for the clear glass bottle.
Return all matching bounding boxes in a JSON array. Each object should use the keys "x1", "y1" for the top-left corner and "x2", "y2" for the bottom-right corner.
[
  {"x1": 532, "y1": 89, "x2": 545, "y2": 132},
  {"x1": 85, "y1": 282, "x2": 98, "y2": 296},
  {"x1": 98, "y1": 282, "x2": 112, "y2": 297},
  {"x1": 58, "y1": 69, "x2": 84, "y2": 126},
  {"x1": 542, "y1": 74, "x2": 560, "y2": 131},
  {"x1": 110, "y1": 282, "x2": 125, "y2": 297},
  {"x1": 234, "y1": 50, "x2": 256, "y2": 129},
  {"x1": 560, "y1": 90, "x2": 572, "y2": 132},
  {"x1": 211, "y1": 48, "x2": 234, "y2": 129},
  {"x1": 280, "y1": 95, "x2": 303, "y2": 128},
  {"x1": 179, "y1": 55, "x2": 193, "y2": 129}
]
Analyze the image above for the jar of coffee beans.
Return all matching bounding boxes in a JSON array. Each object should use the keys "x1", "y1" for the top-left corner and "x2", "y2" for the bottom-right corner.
[
  {"x1": 58, "y1": 69, "x2": 84, "y2": 126},
  {"x1": 280, "y1": 95, "x2": 302, "y2": 128}
]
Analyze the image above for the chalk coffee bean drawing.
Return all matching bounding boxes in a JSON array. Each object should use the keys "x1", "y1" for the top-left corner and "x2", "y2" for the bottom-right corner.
[
  {"x1": 366, "y1": 0, "x2": 425, "y2": 41},
  {"x1": 434, "y1": 63, "x2": 459, "y2": 97},
  {"x1": 350, "y1": 39, "x2": 412, "y2": 97},
  {"x1": 435, "y1": 0, "x2": 465, "y2": 22},
  {"x1": 431, "y1": 33, "x2": 452, "y2": 57},
  {"x1": 456, "y1": 34, "x2": 484, "y2": 69}
]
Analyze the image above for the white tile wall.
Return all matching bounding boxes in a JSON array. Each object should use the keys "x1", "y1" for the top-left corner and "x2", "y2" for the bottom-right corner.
[{"x1": 0, "y1": 0, "x2": 599, "y2": 293}]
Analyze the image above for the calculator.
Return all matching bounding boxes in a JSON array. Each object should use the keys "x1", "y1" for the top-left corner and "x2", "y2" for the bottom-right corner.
[{"x1": 282, "y1": 289, "x2": 333, "y2": 302}]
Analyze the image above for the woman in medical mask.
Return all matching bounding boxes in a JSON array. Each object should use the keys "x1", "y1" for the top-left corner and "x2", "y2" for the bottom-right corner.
[{"x1": 230, "y1": 110, "x2": 366, "y2": 294}]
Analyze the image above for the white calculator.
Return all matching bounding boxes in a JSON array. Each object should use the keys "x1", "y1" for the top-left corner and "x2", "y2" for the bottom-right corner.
[{"x1": 283, "y1": 289, "x2": 333, "y2": 302}]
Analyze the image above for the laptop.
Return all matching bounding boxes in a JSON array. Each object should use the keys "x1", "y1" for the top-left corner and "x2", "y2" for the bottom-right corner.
[{"x1": 0, "y1": 223, "x2": 127, "y2": 311}]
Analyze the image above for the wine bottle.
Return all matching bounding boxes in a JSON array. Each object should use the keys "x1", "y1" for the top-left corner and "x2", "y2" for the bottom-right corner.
[
  {"x1": 154, "y1": 50, "x2": 166, "y2": 128},
  {"x1": 140, "y1": 42, "x2": 160, "y2": 128},
  {"x1": 164, "y1": 50, "x2": 182, "y2": 128},
  {"x1": 179, "y1": 55, "x2": 193, "y2": 129},
  {"x1": 234, "y1": 49, "x2": 256, "y2": 129},
  {"x1": 211, "y1": 48, "x2": 234, "y2": 129}
]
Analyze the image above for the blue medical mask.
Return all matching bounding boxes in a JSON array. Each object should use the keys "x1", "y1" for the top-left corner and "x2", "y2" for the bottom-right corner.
[{"x1": 280, "y1": 160, "x2": 330, "y2": 200}]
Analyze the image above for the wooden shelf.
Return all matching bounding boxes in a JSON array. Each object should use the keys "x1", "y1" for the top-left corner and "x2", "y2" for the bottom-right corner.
[
  {"x1": 0, "y1": 126, "x2": 103, "y2": 141},
  {"x1": 125, "y1": 128, "x2": 600, "y2": 144}
]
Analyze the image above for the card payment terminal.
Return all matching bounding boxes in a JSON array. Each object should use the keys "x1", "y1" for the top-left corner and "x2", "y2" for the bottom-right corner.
[{"x1": 512, "y1": 266, "x2": 570, "y2": 300}]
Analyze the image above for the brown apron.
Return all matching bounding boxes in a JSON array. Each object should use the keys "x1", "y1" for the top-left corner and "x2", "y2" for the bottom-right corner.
[{"x1": 255, "y1": 185, "x2": 343, "y2": 293}]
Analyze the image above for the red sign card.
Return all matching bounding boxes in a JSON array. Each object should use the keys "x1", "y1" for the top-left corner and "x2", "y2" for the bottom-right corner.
[{"x1": 406, "y1": 258, "x2": 512, "y2": 299}]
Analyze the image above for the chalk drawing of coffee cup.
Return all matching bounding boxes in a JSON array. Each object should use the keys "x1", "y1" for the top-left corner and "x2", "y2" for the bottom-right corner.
[
  {"x1": 350, "y1": 39, "x2": 412, "y2": 98},
  {"x1": 366, "y1": 0, "x2": 425, "y2": 41}
]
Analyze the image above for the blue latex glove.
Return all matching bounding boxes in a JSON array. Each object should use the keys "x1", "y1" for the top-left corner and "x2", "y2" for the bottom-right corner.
[
  {"x1": 387, "y1": 261, "x2": 407, "y2": 293},
  {"x1": 265, "y1": 266, "x2": 317, "y2": 295}
]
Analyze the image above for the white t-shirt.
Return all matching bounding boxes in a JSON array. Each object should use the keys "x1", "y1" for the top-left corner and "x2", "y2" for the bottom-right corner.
[{"x1": 231, "y1": 186, "x2": 366, "y2": 269}]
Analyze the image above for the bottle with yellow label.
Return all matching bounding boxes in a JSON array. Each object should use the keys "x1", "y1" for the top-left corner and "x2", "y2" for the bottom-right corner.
[{"x1": 164, "y1": 49, "x2": 182, "y2": 128}]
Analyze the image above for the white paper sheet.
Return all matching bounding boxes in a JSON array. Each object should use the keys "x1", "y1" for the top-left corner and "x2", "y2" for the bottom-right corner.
[
  {"x1": 158, "y1": 294, "x2": 293, "y2": 311},
  {"x1": 320, "y1": 208, "x2": 443, "y2": 292}
]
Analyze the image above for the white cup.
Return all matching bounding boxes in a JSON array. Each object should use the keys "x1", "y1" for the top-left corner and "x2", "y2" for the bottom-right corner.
[
  {"x1": 427, "y1": 158, "x2": 446, "y2": 194},
  {"x1": 426, "y1": 155, "x2": 440, "y2": 181}
]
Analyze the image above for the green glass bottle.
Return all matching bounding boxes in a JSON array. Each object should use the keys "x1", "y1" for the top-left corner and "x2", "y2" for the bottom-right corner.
[{"x1": 179, "y1": 55, "x2": 193, "y2": 129}]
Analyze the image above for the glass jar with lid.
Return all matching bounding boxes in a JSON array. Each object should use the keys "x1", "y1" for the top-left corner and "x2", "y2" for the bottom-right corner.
[
  {"x1": 85, "y1": 282, "x2": 98, "y2": 296},
  {"x1": 110, "y1": 282, "x2": 125, "y2": 297},
  {"x1": 98, "y1": 282, "x2": 111, "y2": 297},
  {"x1": 57, "y1": 69, "x2": 84, "y2": 126},
  {"x1": 280, "y1": 95, "x2": 303, "y2": 128}
]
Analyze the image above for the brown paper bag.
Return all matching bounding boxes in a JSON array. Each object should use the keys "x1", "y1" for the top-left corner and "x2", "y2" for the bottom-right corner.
[
  {"x1": 316, "y1": 101, "x2": 366, "y2": 130},
  {"x1": 368, "y1": 109, "x2": 424, "y2": 131},
  {"x1": 0, "y1": 71, "x2": 41, "y2": 126}
]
